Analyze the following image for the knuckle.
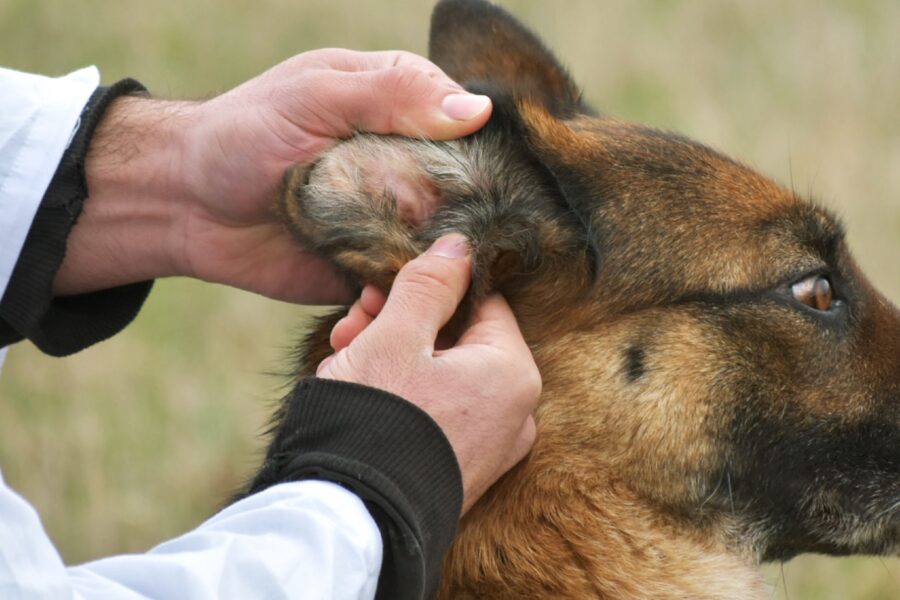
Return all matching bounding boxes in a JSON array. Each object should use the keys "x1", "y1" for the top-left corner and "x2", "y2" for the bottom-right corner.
[
  {"x1": 396, "y1": 258, "x2": 462, "y2": 301},
  {"x1": 386, "y1": 50, "x2": 414, "y2": 68},
  {"x1": 379, "y1": 65, "x2": 434, "y2": 103}
]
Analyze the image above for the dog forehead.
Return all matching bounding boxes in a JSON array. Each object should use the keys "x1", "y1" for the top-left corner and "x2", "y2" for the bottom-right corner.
[
  {"x1": 523, "y1": 107, "x2": 843, "y2": 293},
  {"x1": 569, "y1": 116, "x2": 798, "y2": 217}
]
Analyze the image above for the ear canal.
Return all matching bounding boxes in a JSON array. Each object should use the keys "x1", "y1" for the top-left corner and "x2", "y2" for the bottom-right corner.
[{"x1": 429, "y1": 0, "x2": 590, "y2": 117}]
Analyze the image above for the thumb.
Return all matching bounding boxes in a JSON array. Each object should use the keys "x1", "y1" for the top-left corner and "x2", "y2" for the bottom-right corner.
[
  {"x1": 351, "y1": 65, "x2": 493, "y2": 138},
  {"x1": 308, "y1": 52, "x2": 492, "y2": 140},
  {"x1": 369, "y1": 234, "x2": 472, "y2": 347}
]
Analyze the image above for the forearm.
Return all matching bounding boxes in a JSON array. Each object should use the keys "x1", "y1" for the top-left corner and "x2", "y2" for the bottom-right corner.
[
  {"x1": 0, "y1": 78, "x2": 159, "y2": 356},
  {"x1": 53, "y1": 96, "x2": 196, "y2": 296}
]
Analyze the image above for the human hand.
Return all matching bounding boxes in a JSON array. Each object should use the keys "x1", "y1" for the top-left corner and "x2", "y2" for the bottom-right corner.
[
  {"x1": 317, "y1": 234, "x2": 541, "y2": 514},
  {"x1": 55, "y1": 50, "x2": 492, "y2": 302}
]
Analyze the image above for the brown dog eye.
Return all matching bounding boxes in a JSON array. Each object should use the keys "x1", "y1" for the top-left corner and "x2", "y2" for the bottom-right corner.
[{"x1": 791, "y1": 275, "x2": 833, "y2": 311}]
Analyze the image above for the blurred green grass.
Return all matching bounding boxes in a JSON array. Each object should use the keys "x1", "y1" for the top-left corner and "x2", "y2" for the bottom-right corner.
[{"x1": 0, "y1": 1, "x2": 897, "y2": 598}]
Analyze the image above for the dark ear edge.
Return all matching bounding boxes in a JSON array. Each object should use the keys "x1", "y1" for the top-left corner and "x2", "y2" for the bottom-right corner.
[
  {"x1": 453, "y1": 83, "x2": 602, "y2": 286},
  {"x1": 429, "y1": 0, "x2": 594, "y2": 118}
]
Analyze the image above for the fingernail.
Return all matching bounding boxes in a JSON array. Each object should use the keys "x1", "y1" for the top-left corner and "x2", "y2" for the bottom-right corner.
[
  {"x1": 427, "y1": 234, "x2": 469, "y2": 259},
  {"x1": 441, "y1": 93, "x2": 491, "y2": 121}
]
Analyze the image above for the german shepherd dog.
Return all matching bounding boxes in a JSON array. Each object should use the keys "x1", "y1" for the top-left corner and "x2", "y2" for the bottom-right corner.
[{"x1": 269, "y1": 0, "x2": 900, "y2": 597}]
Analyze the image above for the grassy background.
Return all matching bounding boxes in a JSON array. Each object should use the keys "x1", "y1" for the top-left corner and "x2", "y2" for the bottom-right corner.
[{"x1": 1, "y1": 0, "x2": 898, "y2": 597}]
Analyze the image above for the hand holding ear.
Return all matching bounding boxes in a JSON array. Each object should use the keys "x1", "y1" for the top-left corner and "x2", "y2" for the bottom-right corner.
[
  {"x1": 56, "y1": 50, "x2": 492, "y2": 305},
  {"x1": 174, "y1": 49, "x2": 492, "y2": 304},
  {"x1": 318, "y1": 234, "x2": 541, "y2": 514}
]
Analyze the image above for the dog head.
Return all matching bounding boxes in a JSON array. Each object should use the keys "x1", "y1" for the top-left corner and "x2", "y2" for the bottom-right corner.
[
  {"x1": 279, "y1": 0, "x2": 900, "y2": 593},
  {"x1": 426, "y1": 0, "x2": 900, "y2": 559}
]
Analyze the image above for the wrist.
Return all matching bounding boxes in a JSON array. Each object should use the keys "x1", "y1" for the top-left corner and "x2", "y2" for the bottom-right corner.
[{"x1": 53, "y1": 95, "x2": 198, "y2": 295}]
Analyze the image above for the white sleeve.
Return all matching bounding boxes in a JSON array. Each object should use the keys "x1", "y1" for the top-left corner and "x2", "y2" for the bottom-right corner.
[
  {"x1": 0, "y1": 66, "x2": 100, "y2": 371},
  {"x1": 0, "y1": 471, "x2": 383, "y2": 600},
  {"x1": 0, "y1": 66, "x2": 99, "y2": 301}
]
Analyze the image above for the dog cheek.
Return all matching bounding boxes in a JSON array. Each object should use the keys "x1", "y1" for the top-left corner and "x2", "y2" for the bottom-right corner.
[{"x1": 531, "y1": 315, "x2": 730, "y2": 509}]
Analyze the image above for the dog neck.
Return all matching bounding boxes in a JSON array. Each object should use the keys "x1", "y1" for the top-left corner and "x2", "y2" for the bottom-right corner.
[
  {"x1": 439, "y1": 335, "x2": 773, "y2": 599},
  {"x1": 440, "y1": 447, "x2": 770, "y2": 599}
]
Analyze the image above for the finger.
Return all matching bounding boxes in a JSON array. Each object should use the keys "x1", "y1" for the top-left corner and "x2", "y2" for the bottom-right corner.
[
  {"x1": 298, "y1": 49, "x2": 450, "y2": 77},
  {"x1": 330, "y1": 285, "x2": 387, "y2": 350},
  {"x1": 330, "y1": 298, "x2": 376, "y2": 351},
  {"x1": 456, "y1": 293, "x2": 529, "y2": 351},
  {"x1": 368, "y1": 233, "x2": 472, "y2": 347},
  {"x1": 450, "y1": 293, "x2": 543, "y2": 411},
  {"x1": 360, "y1": 285, "x2": 387, "y2": 317},
  {"x1": 318, "y1": 50, "x2": 493, "y2": 139},
  {"x1": 354, "y1": 64, "x2": 493, "y2": 138},
  {"x1": 298, "y1": 64, "x2": 491, "y2": 141}
]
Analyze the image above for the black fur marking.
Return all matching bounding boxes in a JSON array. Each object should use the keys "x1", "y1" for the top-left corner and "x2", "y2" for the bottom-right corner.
[{"x1": 624, "y1": 345, "x2": 646, "y2": 382}]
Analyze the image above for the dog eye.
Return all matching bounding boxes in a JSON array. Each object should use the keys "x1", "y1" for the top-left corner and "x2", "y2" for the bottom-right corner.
[{"x1": 791, "y1": 275, "x2": 833, "y2": 311}]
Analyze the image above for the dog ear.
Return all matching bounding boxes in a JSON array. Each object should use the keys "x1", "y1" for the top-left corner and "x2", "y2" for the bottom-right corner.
[{"x1": 429, "y1": 0, "x2": 590, "y2": 117}]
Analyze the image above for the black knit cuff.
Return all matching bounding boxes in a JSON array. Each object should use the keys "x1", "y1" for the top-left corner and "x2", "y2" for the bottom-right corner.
[
  {"x1": 0, "y1": 78, "x2": 153, "y2": 356},
  {"x1": 247, "y1": 377, "x2": 463, "y2": 600}
]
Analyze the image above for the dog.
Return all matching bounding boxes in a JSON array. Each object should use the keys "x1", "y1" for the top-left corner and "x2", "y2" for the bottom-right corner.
[{"x1": 266, "y1": 0, "x2": 900, "y2": 597}]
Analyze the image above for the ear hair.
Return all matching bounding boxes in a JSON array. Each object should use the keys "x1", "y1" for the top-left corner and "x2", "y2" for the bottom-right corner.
[
  {"x1": 489, "y1": 93, "x2": 602, "y2": 284},
  {"x1": 426, "y1": 86, "x2": 602, "y2": 302}
]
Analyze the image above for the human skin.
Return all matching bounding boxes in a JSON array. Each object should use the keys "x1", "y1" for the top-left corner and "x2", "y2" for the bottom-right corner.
[
  {"x1": 50, "y1": 48, "x2": 539, "y2": 512},
  {"x1": 53, "y1": 49, "x2": 492, "y2": 302},
  {"x1": 319, "y1": 234, "x2": 541, "y2": 514}
]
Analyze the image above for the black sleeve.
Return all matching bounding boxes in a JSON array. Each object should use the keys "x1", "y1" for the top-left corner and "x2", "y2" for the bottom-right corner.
[
  {"x1": 244, "y1": 377, "x2": 464, "y2": 600},
  {"x1": 0, "y1": 78, "x2": 154, "y2": 357}
]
